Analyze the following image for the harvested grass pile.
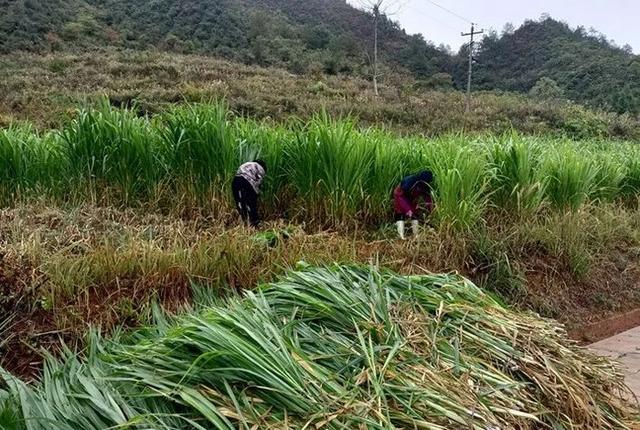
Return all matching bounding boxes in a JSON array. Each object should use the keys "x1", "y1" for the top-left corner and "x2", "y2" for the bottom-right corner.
[{"x1": 0, "y1": 265, "x2": 635, "y2": 429}]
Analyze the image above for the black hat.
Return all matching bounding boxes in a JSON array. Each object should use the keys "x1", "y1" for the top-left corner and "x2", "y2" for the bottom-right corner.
[{"x1": 417, "y1": 170, "x2": 433, "y2": 183}]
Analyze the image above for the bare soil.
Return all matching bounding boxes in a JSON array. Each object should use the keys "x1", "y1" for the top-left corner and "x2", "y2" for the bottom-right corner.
[
  {"x1": 2, "y1": 205, "x2": 640, "y2": 380},
  {"x1": 0, "y1": 255, "x2": 192, "y2": 379},
  {"x1": 523, "y1": 249, "x2": 640, "y2": 341},
  {"x1": 571, "y1": 309, "x2": 640, "y2": 344}
]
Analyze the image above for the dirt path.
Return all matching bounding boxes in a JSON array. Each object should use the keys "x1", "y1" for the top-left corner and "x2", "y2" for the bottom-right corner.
[{"x1": 590, "y1": 326, "x2": 640, "y2": 399}]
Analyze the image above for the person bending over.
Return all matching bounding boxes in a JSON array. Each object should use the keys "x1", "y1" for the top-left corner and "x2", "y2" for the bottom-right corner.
[
  {"x1": 232, "y1": 159, "x2": 266, "y2": 227},
  {"x1": 393, "y1": 170, "x2": 434, "y2": 239}
]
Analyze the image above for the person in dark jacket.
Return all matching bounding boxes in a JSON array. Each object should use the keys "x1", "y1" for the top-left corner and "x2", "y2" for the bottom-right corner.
[
  {"x1": 232, "y1": 160, "x2": 266, "y2": 227},
  {"x1": 393, "y1": 170, "x2": 433, "y2": 239}
]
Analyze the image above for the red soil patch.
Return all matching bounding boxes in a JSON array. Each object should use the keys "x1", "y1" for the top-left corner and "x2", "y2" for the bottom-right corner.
[
  {"x1": 0, "y1": 256, "x2": 192, "y2": 380},
  {"x1": 521, "y1": 248, "x2": 640, "y2": 340},
  {"x1": 569, "y1": 308, "x2": 640, "y2": 344}
]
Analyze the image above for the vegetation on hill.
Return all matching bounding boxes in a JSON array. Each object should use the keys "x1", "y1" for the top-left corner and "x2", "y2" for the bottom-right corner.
[
  {"x1": 2, "y1": 1, "x2": 639, "y2": 113},
  {"x1": 2, "y1": 50, "x2": 640, "y2": 139},
  {"x1": 0, "y1": 0, "x2": 452, "y2": 79},
  {"x1": 473, "y1": 17, "x2": 640, "y2": 114}
]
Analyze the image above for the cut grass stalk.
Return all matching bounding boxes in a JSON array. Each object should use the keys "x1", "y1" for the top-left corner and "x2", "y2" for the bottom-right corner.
[{"x1": 0, "y1": 265, "x2": 634, "y2": 429}]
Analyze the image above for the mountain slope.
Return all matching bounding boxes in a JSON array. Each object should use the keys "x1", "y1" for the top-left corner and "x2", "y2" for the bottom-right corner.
[
  {"x1": 0, "y1": 2, "x2": 639, "y2": 114},
  {"x1": 0, "y1": 0, "x2": 453, "y2": 79},
  {"x1": 0, "y1": 0, "x2": 88, "y2": 51},
  {"x1": 471, "y1": 18, "x2": 640, "y2": 114}
]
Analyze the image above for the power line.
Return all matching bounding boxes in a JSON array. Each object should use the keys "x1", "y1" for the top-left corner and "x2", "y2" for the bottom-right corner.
[
  {"x1": 422, "y1": 0, "x2": 474, "y2": 25},
  {"x1": 406, "y1": 4, "x2": 460, "y2": 33}
]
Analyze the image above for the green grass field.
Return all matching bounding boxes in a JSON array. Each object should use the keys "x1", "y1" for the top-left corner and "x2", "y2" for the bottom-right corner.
[
  {"x1": 2, "y1": 100, "x2": 640, "y2": 229},
  {"x1": 1, "y1": 99, "x2": 640, "y2": 428}
]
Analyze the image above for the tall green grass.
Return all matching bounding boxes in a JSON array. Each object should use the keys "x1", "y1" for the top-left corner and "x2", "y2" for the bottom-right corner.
[
  {"x1": 542, "y1": 145, "x2": 599, "y2": 211},
  {"x1": 0, "y1": 100, "x2": 639, "y2": 228},
  {"x1": 426, "y1": 136, "x2": 489, "y2": 229},
  {"x1": 488, "y1": 134, "x2": 545, "y2": 214},
  {"x1": 159, "y1": 103, "x2": 237, "y2": 205},
  {"x1": 285, "y1": 113, "x2": 370, "y2": 221},
  {"x1": 0, "y1": 126, "x2": 62, "y2": 203},
  {"x1": 61, "y1": 101, "x2": 160, "y2": 204},
  {"x1": 591, "y1": 151, "x2": 626, "y2": 202},
  {"x1": 621, "y1": 146, "x2": 640, "y2": 197}
]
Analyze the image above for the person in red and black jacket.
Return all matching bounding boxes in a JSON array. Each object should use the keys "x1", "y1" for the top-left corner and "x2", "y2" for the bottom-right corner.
[{"x1": 393, "y1": 171, "x2": 434, "y2": 239}]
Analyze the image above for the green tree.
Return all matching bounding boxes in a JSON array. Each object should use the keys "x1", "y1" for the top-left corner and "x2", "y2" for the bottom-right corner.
[{"x1": 529, "y1": 77, "x2": 564, "y2": 100}]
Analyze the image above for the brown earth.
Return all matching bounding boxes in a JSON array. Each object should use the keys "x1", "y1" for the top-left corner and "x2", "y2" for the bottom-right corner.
[
  {"x1": 523, "y1": 246, "x2": 640, "y2": 341},
  {"x1": 572, "y1": 309, "x2": 640, "y2": 344},
  {"x1": 3, "y1": 245, "x2": 640, "y2": 380},
  {"x1": 1, "y1": 205, "x2": 640, "y2": 380},
  {"x1": 0, "y1": 255, "x2": 192, "y2": 379}
]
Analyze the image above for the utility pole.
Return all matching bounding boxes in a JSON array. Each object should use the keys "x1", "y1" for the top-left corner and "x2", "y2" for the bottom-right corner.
[
  {"x1": 462, "y1": 23, "x2": 483, "y2": 113},
  {"x1": 372, "y1": 3, "x2": 379, "y2": 96}
]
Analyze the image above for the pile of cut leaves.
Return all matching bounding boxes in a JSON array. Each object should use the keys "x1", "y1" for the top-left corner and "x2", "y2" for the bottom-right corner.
[{"x1": 0, "y1": 265, "x2": 636, "y2": 429}]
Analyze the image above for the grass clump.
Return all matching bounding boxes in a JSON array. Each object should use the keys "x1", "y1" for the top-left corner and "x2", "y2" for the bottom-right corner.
[
  {"x1": 542, "y1": 145, "x2": 598, "y2": 211},
  {"x1": 61, "y1": 100, "x2": 159, "y2": 204},
  {"x1": 488, "y1": 133, "x2": 545, "y2": 214},
  {"x1": 0, "y1": 125, "x2": 61, "y2": 202},
  {"x1": 0, "y1": 265, "x2": 634, "y2": 429},
  {"x1": 427, "y1": 136, "x2": 489, "y2": 230},
  {"x1": 160, "y1": 103, "x2": 236, "y2": 203}
]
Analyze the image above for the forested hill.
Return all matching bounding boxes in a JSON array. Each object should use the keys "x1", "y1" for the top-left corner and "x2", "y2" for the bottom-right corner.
[
  {"x1": 0, "y1": 0, "x2": 453, "y2": 78},
  {"x1": 472, "y1": 18, "x2": 640, "y2": 114},
  {"x1": 1, "y1": 0, "x2": 639, "y2": 114}
]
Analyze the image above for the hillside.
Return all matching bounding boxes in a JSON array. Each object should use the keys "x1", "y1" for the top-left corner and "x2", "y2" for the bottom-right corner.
[
  {"x1": 472, "y1": 18, "x2": 640, "y2": 114},
  {"x1": 2, "y1": 50, "x2": 640, "y2": 139},
  {"x1": 1, "y1": 1, "x2": 639, "y2": 114},
  {"x1": 0, "y1": 0, "x2": 452, "y2": 79}
]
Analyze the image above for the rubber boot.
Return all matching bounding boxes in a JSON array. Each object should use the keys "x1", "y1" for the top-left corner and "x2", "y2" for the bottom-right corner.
[
  {"x1": 396, "y1": 220, "x2": 405, "y2": 240},
  {"x1": 411, "y1": 220, "x2": 420, "y2": 237}
]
